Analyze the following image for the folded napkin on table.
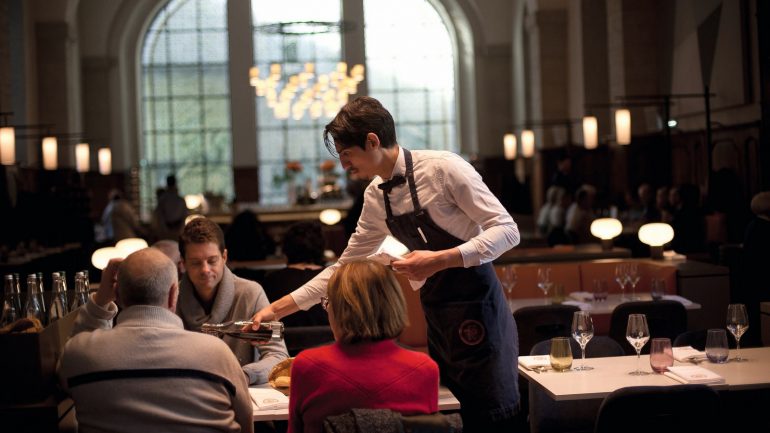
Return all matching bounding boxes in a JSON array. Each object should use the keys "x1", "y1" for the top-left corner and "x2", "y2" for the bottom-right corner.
[
  {"x1": 664, "y1": 366, "x2": 725, "y2": 384},
  {"x1": 672, "y1": 346, "x2": 708, "y2": 362},
  {"x1": 518, "y1": 355, "x2": 551, "y2": 370},
  {"x1": 661, "y1": 295, "x2": 693, "y2": 307},
  {"x1": 569, "y1": 291, "x2": 595, "y2": 302},
  {"x1": 249, "y1": 387, "x2": 289, "y2": 410},
  {"x1": 367, "y1": 245, "x2": 425, "y2": 290},
  {"x1": 562, "y1": 300, "x2": 592, "y2": 310}
]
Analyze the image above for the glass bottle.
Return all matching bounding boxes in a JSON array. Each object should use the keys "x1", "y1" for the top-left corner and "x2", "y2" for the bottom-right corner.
[
  {"x1": 24, "y1": 274, "x2": 44, "y2": 323},
  {"x1": 59, "y1": 271, "x2": 70, "y2": 315},
  {"x1": 201, "y1": 320, "x2": 284, "y2": 343},
  {"x1": 13, "y1": 273, "x2": 24, "y2": 315},
  {"x1": 2, "y1": 274, "x2": 21, "y2": 326},
  {"x1": 36, "y1": 272, "x2": 47, "y2": 316},
  {"x1": 48, "y1": 273, "x2": 67, "y2": 324},
  {"x1": 70, "y1": 272, "x2": 89, "y2": 310}
]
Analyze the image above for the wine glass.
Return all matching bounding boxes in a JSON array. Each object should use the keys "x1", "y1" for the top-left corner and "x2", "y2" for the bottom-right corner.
[
  {"x1": 726, "y1": 303, "x2": 749, "y2": 362},
  {"x1": 625, "y1": 314, "x2": 650, "y2": 375},
  {"x1": 626, "y1": 263, "x2": 640, "y2": 300},
  {"x1": 614, "y1": 264, "x2": 629, "y2": 301},
  {"x1": 537, "y1": 267, "x2": 553, "y2": 305},
  {"x1": 571, "y1": 311, "x2": 594, "y2": 371},
  {"x1": 500, "y1": 265, "x2": 518, "y2": 295}
]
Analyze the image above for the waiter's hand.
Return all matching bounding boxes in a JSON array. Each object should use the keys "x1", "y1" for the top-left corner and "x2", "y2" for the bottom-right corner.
[
  {"x1": 391, "y1": 248, "x2": 463, "y2": 281},
  {"x1": 244, "y1": 305, "x2": 276, "y2": 346}
]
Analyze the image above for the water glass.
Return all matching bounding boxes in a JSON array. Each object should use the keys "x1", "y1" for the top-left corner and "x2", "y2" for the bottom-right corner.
[
  {"x1": 705, "y1": 328, "x2": 729, "y2": 364},
  {"x1": 552, "y1": 283, "x2": 565, "y2": 304},
  {"x1": 549, "y1": 337, "x2": 573, "y2": 372},
  {"x1": 592, "y1": 279, "x2": 608, "y2": 302},
  {"x1": 650, "y1": 278, "x2": 666, "y2": 301},
  {"x1": 649, "y1": 338, "x2": 673, "y2": 373}
]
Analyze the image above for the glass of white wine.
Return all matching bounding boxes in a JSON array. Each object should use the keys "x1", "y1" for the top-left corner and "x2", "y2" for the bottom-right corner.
[
  {"x1": 549, "y1": 337, "x2": 573, "y2": 372},
  {"x1": 726, "y1": 303, "x2": 749, "y2": 362},
  {"x1": 571, "y1": 311, "x2": 594, "y2": 371},
  {"x1": 626, "y1": 314, "x2": 650, "y2": 375}
]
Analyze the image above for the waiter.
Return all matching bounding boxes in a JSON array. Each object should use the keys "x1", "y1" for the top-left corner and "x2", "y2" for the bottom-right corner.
[{"x1": 250, "y1": 96, "x2": 521, "y2": 432}]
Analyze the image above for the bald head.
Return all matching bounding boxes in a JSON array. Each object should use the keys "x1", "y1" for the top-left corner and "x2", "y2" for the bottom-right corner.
[
  {"x1": 117, "y1": 248, "x2": 178, "y2": 309},
  {"x1": 751, "y1": 192, "x2": 770, "y2": 219}
]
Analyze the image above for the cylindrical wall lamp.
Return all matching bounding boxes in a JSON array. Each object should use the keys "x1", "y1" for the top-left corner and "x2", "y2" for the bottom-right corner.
[
  {"x1": 503, "y1": 133, "x2": 517, "y2": 160},
  {"x1": 0, "y1": 127, "x2": 14, "y2": 165},
  {"x1": 521, "y1": 130, "x2": 535, "y2": 158},
  {"x1": 42, "y1": 136, "x2": 58, "y2": 170},
  {"x1": 615, "y1": 108, "x2": 631, "y2": 145},
  {"x1": 98, "y1": 148, "x2": 112, "y2": 175},
  {"x1": 75, "y1": 143, "x2": 90, "y2": 172},
  {"x1": 582, "y1": 116, "x2": 598, "y2": 150}
]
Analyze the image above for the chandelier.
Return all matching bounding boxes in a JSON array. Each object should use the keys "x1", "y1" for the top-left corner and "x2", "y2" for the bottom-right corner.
[{"x1": 249, "y1": 61, "x2": 364, "y2": 120}]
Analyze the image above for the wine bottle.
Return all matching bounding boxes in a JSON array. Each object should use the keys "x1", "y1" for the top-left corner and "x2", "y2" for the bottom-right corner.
[{"x1": 201, "y1": 320, "x2": 284, "y2": 343}]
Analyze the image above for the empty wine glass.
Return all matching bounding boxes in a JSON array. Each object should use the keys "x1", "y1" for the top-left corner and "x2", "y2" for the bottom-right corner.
[
  {"x1": 571, "y1": 311, "x2": 594, "y2": 371},
  {"x1": 537, "y1": 267, "x2": 553, "y2": 305},
  {"x1": 500, "y1": 265, "x2": 518, "y2": 295},
  {"x1": 726, "y1": 303, "x2": 749, "y2": 362},
  {"x1": 626, "y1": 314, "x2": 650, "y2": 375},
  {"x1": 626, "y1": 263, "x2": 640, "y2": 300},
  {"x1": 614, "y1": 264, "x2": 629, "y2": 301}
]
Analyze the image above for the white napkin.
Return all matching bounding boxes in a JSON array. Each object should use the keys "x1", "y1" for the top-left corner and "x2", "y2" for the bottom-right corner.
[
  {"x1": 664, "y1": 366, "x2": 725, "y2": 384},
  {"x1": 672, "y1": 346, "x2": 707, "y2": 362},
  {"x1": 661, "y1": 295, "x2": 693, "y2": 307},
  {"x1": 569, "y1": 291, "x2": 595, "y2": 302},
  {"x1": 518, "y1": 355, "x2": 551, "y2": 370},
  {"x1": 562, "y1": 300, "x2": 592, "y2": 310},
  {"x1": 367, "y1": 242, "x2": 425, "y2": 290},
  {"x1": 249, "y1": 387, "x2": 289, "y2": 410}
]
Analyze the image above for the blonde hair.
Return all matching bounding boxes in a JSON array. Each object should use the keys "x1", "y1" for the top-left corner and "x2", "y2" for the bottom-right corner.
[{"x1": 327, "y1": 260, "x2": 407, "y2": 344}]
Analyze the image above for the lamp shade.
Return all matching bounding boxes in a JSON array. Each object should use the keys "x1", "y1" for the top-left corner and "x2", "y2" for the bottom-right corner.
[
  {"x1": 98, "y1": 148, "x2": 112, "y2": 175},
  {"x1": 590, "y1": 218, "x2": 623, "y2": 240},
  {"x1": 75, "y1": 143, "x2": 90, "y2": 172},
  {"x1": 582, "y1": 116, "x2": 598, "y2": 150},
  {"x1": 638, "y1": 223, "x2": 674, "y2": 246},
  {"x1": 615, "y1": 109, "x2": 631, "y2": 145},
  {"x1": 91, "y1": 247, "x2": 125, "y2": 270},
  {"x1": 42, "y1": 136, "x2": 58, "y2": 170},
  {"x1": 115, "y1": 238, "x2": 149, "y2": 256},
  {"x1": 521, "y1": 130, "x2": 535, "y2": 158},
  {"x1": 503, "y1": 133, "x2": 517, "y2": 160},
  {"x1": 319, "y1": 209, "x2": 342, "y2": 225},
  {"x1": 0, "y1": 127, "x2": 15, "y2": 165}
]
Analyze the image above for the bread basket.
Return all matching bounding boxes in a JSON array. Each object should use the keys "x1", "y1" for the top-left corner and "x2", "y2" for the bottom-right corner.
[{"x1": 268, "y1": 357, "x2": 294, "y2": 396}]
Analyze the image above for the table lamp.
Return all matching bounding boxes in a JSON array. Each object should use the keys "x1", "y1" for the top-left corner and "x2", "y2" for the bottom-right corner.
[
  {"x1": 590, "y1": 218, "x2": 623, "y2": 251},
  {"x1": 637, "y1": 223, "x2": 674, "y2": 259}
]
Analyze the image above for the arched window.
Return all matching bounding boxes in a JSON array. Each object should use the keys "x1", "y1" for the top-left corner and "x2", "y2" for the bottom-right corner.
[{"x1": 140, "y1": 0, "x2": 458, "y2": 208}]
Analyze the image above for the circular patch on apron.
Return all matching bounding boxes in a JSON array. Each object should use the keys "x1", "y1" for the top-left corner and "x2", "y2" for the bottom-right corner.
[{"x1": 458, "y1": 319, "x2": 485, "y2": 346}]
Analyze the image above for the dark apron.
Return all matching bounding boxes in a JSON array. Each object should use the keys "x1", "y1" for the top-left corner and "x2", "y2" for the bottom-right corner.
[{"x1": 382, "y1": 148, "x2": 520, "y2": 422}]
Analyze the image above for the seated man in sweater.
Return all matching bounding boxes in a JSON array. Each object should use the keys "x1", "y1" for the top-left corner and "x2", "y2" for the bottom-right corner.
[
  {"x1": 58, "y1": 248, "x2": 253, "y2": 433},
  {"x1": 288, "y1": 260, "x2": 439, "y2": 433},
  {"x1": 177, "y1": 216, "x2": 288, "y2": 384}
]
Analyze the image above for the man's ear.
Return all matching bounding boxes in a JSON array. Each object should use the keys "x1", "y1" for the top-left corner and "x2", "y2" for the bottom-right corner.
[
  {"x1": 366, "y1": 132, "x2": 380, "y2": 150},
  {"x1": 168, "y1": 281, "x2": 179, "y2": 312},
  {"x1": 222, "y1": 248, "x2": 228, "y2": 264}
]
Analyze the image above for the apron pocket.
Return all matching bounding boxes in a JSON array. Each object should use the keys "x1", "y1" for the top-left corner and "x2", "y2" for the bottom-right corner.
[{"x1": 426, "y1": 300, "x2": 498, "y2": 365}]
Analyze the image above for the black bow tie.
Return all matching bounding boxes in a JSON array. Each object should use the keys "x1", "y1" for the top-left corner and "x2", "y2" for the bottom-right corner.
[{"x1": 378, "y1": 175, "x2": 406, "y2": 192}]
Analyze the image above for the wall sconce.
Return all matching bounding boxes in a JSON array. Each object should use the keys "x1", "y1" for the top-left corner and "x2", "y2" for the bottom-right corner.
[
  {"x1": 0, "y1": 127, "x2": 14, "y2": 165},
  {"x1": 503, "y1": 133, "x2": 517, "y2": 160},
  {"x1": 75, "y1": 143, "x2": 90, "y2": 172},
  {"x1": 319, "y1": 208, "x2": 342, "y2": 225},
  {"x1": 615, "y1": 108, "x2": 631, "y2": 145},
  {"x1": 98, "y1": 148, "x2": 112, "y2": 175},
  {"x1": 521, "y1": 130, "x2": 535, "y2": 158},
  {"x1": 582, "y1": 116, "x2": 598, "y2": 150},
  {"x1": 638, "y1": 222, "x2": 674, "y2": 259},
  {"x1": 590, "y1": 218, "x2": 623, "y2": 251},
  {"x1": 42, "y1": 136, "x2": 58, "y2": 170}
]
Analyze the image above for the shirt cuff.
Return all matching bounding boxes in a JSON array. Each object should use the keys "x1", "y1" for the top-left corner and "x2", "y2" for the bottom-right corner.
[
  {"x1": 456, "y1": 242, "x2": 480, "y2": 267},
  {"x1": 86, "y1": 294, "x2": 118, "y2": 320}
]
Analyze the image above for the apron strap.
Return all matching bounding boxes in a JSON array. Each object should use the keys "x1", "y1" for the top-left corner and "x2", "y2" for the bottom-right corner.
[{"x1": 403, "y1": 149, "x2": 422, "y2": 212}]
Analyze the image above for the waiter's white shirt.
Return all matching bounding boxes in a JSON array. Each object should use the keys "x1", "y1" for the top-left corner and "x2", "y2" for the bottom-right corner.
[{"x1": 290, "y1": 147, "x2": 520, "y2": 310}]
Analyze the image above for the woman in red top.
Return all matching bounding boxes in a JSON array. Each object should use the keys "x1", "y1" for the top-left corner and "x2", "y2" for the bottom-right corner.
[{"x1": 287, "y1": 260, "x2": 439, "y2": 433}]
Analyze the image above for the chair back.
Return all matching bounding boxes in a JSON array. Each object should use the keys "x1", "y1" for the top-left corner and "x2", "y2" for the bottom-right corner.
[
  {"x1": 608, "y1": 300, "x2": 686, "y2": 355},
  {"x1": 594, "y1": 385, "x2": 722, "y2": 433},
  {"x1": 283, "y1": 326, "x2": 335, "y2": 356},
  {"x1": 323, "y1": 409, "x2": 462, "y2": 433},
  {"x1": 530, "y1": 335, "x2": 625, "y2": 358},
  {"x1": 513, "y1": 304, "x2": 580, "y2": 356}
]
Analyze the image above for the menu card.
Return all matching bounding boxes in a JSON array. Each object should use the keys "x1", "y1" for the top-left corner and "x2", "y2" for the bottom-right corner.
[
  {"x1": 518, "y1": 355, "x2": 551, "y2": 370},
  {"x1": 672, "y1": 346, "x2": 707, "y2": 362},
  {"x1": 249, "y1": 387, "x2": 289, "y2": 410},
  {"x1": 664, "y1": 366, "x2": 725, "y2": 384}
]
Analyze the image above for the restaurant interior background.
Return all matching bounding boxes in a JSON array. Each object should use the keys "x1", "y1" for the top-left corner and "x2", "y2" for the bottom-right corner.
[{"x1": 0, "y1": 0, "x2": 768, "y2": 270}]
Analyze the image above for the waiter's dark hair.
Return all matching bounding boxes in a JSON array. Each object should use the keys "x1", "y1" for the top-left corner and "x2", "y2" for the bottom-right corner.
[{"x1": 323, "y1": 96, "x2": 397, "y2": 155}]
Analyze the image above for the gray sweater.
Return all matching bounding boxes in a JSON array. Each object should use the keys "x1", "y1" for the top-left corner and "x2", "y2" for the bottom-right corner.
[
  {"x1": 58, "y1": 299, "x2": 254, "y2": 433},
  {"x1": 177, "y1": 267, "x2": 288, "y2": 384}
]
